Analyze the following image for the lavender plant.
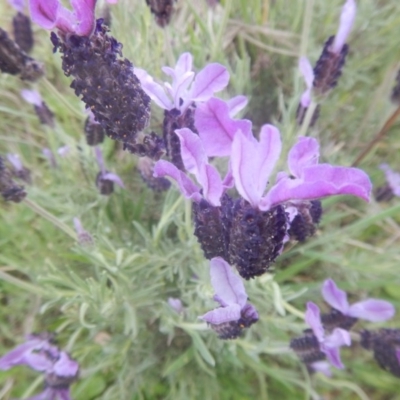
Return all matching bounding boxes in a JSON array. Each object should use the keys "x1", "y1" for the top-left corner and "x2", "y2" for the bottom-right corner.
[{"x1": 1, "y1": 0, "x2": 400, "y2": 399}]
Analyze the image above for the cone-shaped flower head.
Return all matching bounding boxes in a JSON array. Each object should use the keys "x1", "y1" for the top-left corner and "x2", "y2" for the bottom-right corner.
[
  {"x1": 305, "y1": 302, "x2": 351, "y2": 369},
  {"x1": 29, "y1": 0, "x2": 97, "y2": 37},
  {"x1": 153, "y1": 128, "x2": 231, "y2": 206},
  {"x1": 136, "y1": 52, "x2": 229, "y2": 112},
  {"x1": 322, "y1": 279, "x2": 395, "y2": 323},
  {"x1": 199, "y1": 257, "x2": 258, "y2": 339}
]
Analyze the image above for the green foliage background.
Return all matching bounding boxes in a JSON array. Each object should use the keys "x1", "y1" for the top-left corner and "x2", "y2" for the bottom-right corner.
[{"x1": 1, "y1": 0, "x2": 400, "y2": 399}]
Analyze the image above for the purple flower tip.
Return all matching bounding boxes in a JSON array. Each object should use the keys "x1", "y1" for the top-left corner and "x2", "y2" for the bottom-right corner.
[
  {"x1": 332, "y1": 0, "x2": 356, "y2": 54},
  {"x1": 29, "y1": 0, "x2": 97, "y2": 36}
]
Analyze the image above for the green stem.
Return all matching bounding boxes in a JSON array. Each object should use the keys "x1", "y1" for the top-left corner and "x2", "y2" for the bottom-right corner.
[
  {"x1": 23, "y1": 198, "x2": 77, "y2": 240},
  {"x1": 0, "y1": 269, "x2": 47, "y2": 296},
  {"x1": 282, "y1": 300, "x2": 304, "y2": 319},
  {"x1": 297, "y1": 100, "x2": 318, "y2": 137}
]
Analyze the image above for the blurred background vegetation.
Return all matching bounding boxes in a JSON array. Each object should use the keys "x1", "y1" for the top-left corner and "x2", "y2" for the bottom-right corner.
[{"x1": 1, "y1": 0, "x2": 400, "y2": 399}]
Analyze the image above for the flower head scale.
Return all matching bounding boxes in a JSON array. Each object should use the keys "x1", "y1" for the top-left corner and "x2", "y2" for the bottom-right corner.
[
  {"x1": 136, "y1": 52, "x2": 229, "y2": 112},
  {"x1": 199, "y1": 257, "x2": 258, "y2": 339},
  {"x1": 258, "y1": 136, "x2": 372, "y2": 210},
  {"x1": 321, "y1": 279, "x2": 395, "y2": 323},
  {"x1": 29, "y1": 0, "x2": 97, "y2": 37},
  {"x1": 305, "y1": 302, "x2": 351, "y2": 369},
  {"x1": 153, "y1": 128, "x2": 230, "y2": 206}
]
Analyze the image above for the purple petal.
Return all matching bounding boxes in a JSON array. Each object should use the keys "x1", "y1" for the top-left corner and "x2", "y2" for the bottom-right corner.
[
  {"x1": 288, "y1": 137, "x2": 319, "y2": 178},
  {"x1": 135, "y1": 68, "x2": 173, "y2": 110},
  {"x1": 305, "y1": 302, "x2": 324, "y2": 342},
  {"x1": 198, "y1": 164, "x2": 223, "y2": 206},
  {"x1": 175, "y1": 52, "x2": 193, "y2": 75},
  {"x1": 396, "y1": 349, "x2": 400, "y2": 366},
  {"x1": 7, "y1": 153, "x2": 23, "y2": 171},
  {"x1": 189, "y1": 63, "x2": 229, "y2": 103},
  {"x1": 169, "y1": 71, "x2": 194, "y2": 109},
  {"x1": 168, "y1": 297, "x2": 183, "y2": 313},
  {"x1": 331, "y1": 0, "x2": 356, "y2": 54},
  {"x1": 57, "y1": 145, "x2": 70, "y2": 157},
  {"x1": 200, "y1": 303, "x2": 242, "y2": 324},
  {"x1": 102, "y1": 172, "x2": 124, "y2": 188},
  {"x1": 8, "y1": 0, "x2": 25, "y2": 12},
  {"x1": 299, "y1": 57, "x2": 314, "y2": 89},
  {"x1": 231, "y1": 125, "x2": 281, "y2": 208},
  {"x1": 175, "y1": 128, "x2": 207, "y2": 176},
  {"x1": 0, "y1": 338, "x2": 46, "y2": 370},
  {"x1": 94, "y1": 146, "x2": 105, "y2": 173},
  {"x1": 348, "y1": 299, "x2": 395, "y2": 322},
  {"x1": 21, "y1": 89, "x2": 42, "y2": 106},
  {"x1": 263, "y1": 164, "x2": 372, "y2": 209},
  {"x1": 29, "y1": 0, "x2": 59, "y2": 29},
  {"x1": 226, "y1": 95, "x2": 248, "y2": 116},
  {"x1": 321, "y1": 279, "x2": 349, "y2": 315},
  {"x1": 380, "y1": 164, "x2": 400, "y2": 196},
  {"x1": 195, "y1": 97, "x2": 252, "y2": 157},
  {"x1": 209, "y1": 257, "x2": 247, "y2": 308},
  {"x1": 153, "y1": 160, "x2": 202, "y2": 202},
  {"x1": 106, "y1": 0, "x2": 118, "y2": 3},
  {"x1": 70, "y1": 0, "x2": 96, "y2": 36},
  {"x1": 310, "y1": 360, "x2": 332, "y2": 377},
  {"x1": 241, "y1": 303, "x2": 259, "y2": 321},
  {"x1": 52, "y1": 351, "x2": 79, "y2": 378},
  {"x1": 322, "y1": 328, "x2": 351, "y2": 369}
]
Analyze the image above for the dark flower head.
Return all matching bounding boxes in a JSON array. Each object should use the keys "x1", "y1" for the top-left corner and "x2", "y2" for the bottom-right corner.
[
  {"x1": 0, "y1": 155, "x2": 26, "y2": 202},
  {"x1": 7, "y1": 153, "x2": 32, "y2": 184},
  {"x1": 391, "y1": 68, "x2": 400, "y2": 105},
  {"x1": 287, "y1": 200, "x2": 322, "y2": 242},
  {"x1": 84, "y1": 110, "x2": 105, "y2": 146},
  {"x1": 0, "y1": 27, "x2": 44, "y2": 81},
  {"x1": 21, "y1": 89, "x2": 55, "y2": 126},
  {"x1": 145, "y1": 0, "x2": 175, "y2": 27},
  {"x1": 94, "y1": 147, "x2": 124, "y2": 195},
  {"x1": 13, "y1": 11, "x2": 34, "y2": 53},
  {"x1": 360, "y1": 329, "x2": 400, "y2": 378},
  {"x1": 199, "y1": 257, "x2": 258, "y2": 339},
  {"x1": 49, "y1": 21, "x2": 151, "y2": 149}
]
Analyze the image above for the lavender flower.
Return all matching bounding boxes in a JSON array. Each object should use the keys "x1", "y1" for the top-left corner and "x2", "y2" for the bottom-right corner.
[
  {"x1": 199, "y1": 257, "x2": 258, "y2": 339},
  {"x1": 137, "y1": 52, "x2": 229, "y2": 167},
  {"x1": 7, "y1": 153, "x2": 32, "y2": 183},
  {"x1": 73, "y1": 217, "x2": 94, "y2": 246},
  {"x1": 9, "y1": 0, "x2": 34, "y2": 54},
  {"x1": 312, "y1": 0, "x2": 356, "y2": 95},
  {"x1": 296, "y1": 57, "x2": 320, "y2": 126},
  {"x1": 391, "y1": 69, "x2": 400, "y2": 105},
  {"x1": 30, "y1": 1, "x2": 151, "y2": 151},
  {"x1": 84, "y1": 110, "x2": 105, "y2": 146},
  {"x1": 0, "y1": 333, "x2": 79, "y2": 400},
  {"x1": 0, "y1": 27, "x2": 43, "y2": 81},
  {"x1": 305, "y1": 302, "x2": 351, "y2": 369},
  {"x1": 21, "y1": 89, "x2": 55, "y2": 126},
  {"x1": 320, "y1": 278, "x2": 395, "y2": 331},
  {"x1": 94, "y1": 146, "x2": 124, "y2": 195},
  {"x1": 361, "y1": 329, "x2": 400, "y2": 378},
  {"x1": 136, "y1": 52, "x2": 229, "y2": 113},
  {"x1": 375, "y1": 164, "x2": 400, "y2": 202},
  {"x1": 0, "y1": 155, "x2": 26, "y2": 202},
  {"x1": 168, "y1": 297, "x2": 183, "y2": 314},
  {"x1": 145, "y1": 0, "x2": 175, "y2": 27}
]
